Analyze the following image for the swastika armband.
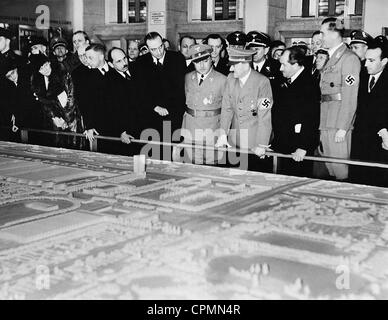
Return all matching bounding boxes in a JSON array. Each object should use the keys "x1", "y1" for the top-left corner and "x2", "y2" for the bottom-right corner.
[
  {"x1": 345, "y1": 75, "x2": 356, "y2": 86},
  {"x1": 258, "y1": 98, "x2": 272, "y2": 110}
]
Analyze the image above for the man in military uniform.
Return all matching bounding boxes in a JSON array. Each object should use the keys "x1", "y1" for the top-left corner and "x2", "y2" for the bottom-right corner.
[
  {"x1": 180, "y1": 44, "x2": 227, "y2": 165},
  {"x1": 215, "y1": 48, "x2": 273, "y2": 171},
  {"x1": 0, "y1": 28, "x2": 23, "y2": 67},
  {"x1": 245, "y1": 31, "x2": 282, "y2": 88},
  {"x1": 226, "y1": 31, "x2": 247, "y2": 50},
  {"x1": 317, "y1": 17, "x2": 361, "y2": 180},
  {"x1": 349, "y1": 30, "x2": 373, "y2": 67},
  {"x1": 50, "y1": 37, "x2": 80, "y2": 73}
]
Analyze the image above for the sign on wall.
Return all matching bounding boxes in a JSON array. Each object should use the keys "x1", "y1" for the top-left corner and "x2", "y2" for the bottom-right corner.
[{"x1": 150, "y1": 11, "x2": 165, "y2": 25}]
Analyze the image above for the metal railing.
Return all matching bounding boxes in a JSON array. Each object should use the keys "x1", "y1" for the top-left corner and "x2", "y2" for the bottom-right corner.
[{"x1": 2, "y1": 127, "x2": 388, "y2": 174}]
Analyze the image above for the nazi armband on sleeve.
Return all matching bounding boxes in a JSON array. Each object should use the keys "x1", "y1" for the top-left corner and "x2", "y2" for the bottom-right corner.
[{"x1": 257, "y1": 97, "x2": 273, "y2": 111}]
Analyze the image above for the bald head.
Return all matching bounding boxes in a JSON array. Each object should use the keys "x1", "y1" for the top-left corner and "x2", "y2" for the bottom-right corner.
[{"x1": 108, "y1": 47, "x2": 129, "y2": 73}]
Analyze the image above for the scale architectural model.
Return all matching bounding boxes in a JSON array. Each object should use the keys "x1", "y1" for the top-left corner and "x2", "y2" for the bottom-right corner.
[{"x1": 0, "y1": 141, "x2": 387, "y2": 299}]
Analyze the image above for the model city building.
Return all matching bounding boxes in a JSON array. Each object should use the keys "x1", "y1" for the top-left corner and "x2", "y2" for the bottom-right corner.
[{"x1": 0, "y1": 141, "x2": 387, "y2": 299}]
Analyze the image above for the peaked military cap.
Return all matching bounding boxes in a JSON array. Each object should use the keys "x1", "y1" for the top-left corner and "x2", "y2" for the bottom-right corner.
[
  {"x1": 227, "y1": 47, "x2": 255, "y2": 65},
  {"x1": 188, "y1": 44, "x2": 212, "y2": 63},
  {"x1": 50, "y1": 37, "x2": 68, "y2": 50},
  {"x1": 226, "y1": 31, "x2": 247, "y2": 48},
  {"x1": 246, "y1": 31, "x2": 271, "y2": 48},
  {"x1": 350, "y1": 30, "x2": 373, "y2": 46}
]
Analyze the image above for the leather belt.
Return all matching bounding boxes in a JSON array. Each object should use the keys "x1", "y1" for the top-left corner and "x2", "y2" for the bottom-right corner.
[
  {"x1": 185, "y1": 107, "x2": 221, "y2": 117},
  {"x1": 321, "y1": 93, "x2": 342, "y2": 102}
]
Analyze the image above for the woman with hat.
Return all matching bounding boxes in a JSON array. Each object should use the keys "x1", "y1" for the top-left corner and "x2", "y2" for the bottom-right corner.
[{"x1": 30, "y1": 53, "x2": 83, "y2": 149}]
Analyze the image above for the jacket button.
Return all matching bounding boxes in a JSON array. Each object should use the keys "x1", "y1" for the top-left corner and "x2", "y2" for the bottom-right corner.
[{"x1": 330, "y1": 82, "x2": 335, "y2": 87}]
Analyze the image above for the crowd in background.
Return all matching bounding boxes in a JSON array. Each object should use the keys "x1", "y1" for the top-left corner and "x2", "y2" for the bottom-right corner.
[{"x1": 0, "y1": 18, "x2": 388, "y2": 187}]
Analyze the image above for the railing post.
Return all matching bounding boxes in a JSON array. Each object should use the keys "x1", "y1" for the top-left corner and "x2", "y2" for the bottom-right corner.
[
  {"x1": 273, "y1": 155, "x2": 278, "y2": 174},
  {"x1": 20, "y1": 129, "x2": 29, "y2": 144}
]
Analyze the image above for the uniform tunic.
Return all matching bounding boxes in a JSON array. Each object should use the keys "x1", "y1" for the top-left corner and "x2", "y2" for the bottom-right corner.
[
  {"x1": 220, "y1": 70, "x2": 273, "y2": 150},
  {"x1": 182, "y1": 68, "x2": 227, "y2": 164},
  {"x1": 319, "y1": 43, "x2": 361, "y2": 179}
]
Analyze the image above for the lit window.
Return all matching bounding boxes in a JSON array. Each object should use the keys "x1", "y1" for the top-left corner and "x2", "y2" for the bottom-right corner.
[
  {"x1": 190, "y1": 0, "x2": 244, "y2": 22},
  {"x1": 105, "y1": 0, "x2": 147, "y2": 24},
  {"x1": 288, "y1": 0, "x2": 363, "y2": 18}
]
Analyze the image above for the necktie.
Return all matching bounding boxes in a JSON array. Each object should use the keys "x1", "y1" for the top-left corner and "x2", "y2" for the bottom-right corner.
[
  {"x1": 156, "y1": 58, "x2": 162, "y2": 69},
  {"x1": 125, "y1": 72, "x2": 131, "y2": 80},
  {"x1": 287, "y1": 78, "x2": 292, "y2": 85},
  {"x1": 369, "y1": 76, "x2": 375, "y2": 92},
  {"x1": 199, "y1": 74, "x2": 204, "y2": 86},
  {"x1": 255, "y1": 65, "x2": 259, "y2": 72}
]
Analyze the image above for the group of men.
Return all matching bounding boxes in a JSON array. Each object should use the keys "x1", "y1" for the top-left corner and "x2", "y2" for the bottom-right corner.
[{"x1": 1, "y1": 17, "x2": 388, "y2": 187}]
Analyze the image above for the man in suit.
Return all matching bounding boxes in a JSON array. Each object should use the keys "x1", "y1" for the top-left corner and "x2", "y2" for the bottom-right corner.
[
  {"x1": 245, "y1": 31, "x2": 282, "y2": 89},
  {"x1": 272, "y1": 47, "x2": 320, "y2": 177},
  {"x1": 179, "y1": 35, "x2": 196, "y2": 73},
  {"x1": 83, "y1": 43, "x2": 111, "y2": 146},
  {"x1": 135, "y1": 32, "x2": 186, "y2": 148},
  {"x1": 350, "y1": 38, "x2": 388, "y2": 186},
  {"x1": 180, "y1": 44, "x2": 227, "y2": 165},
  {"x1": 104, "y1": 47, "x2": 137, "y2": 155},
  {"x1": 215, "y1": 48, "x2": 273, "y2": 171},
  {"x1": 203, "y1": 34, "x2": 230, "y2": 76},
  {"x1": 317, "y1": 17, "x2": 361, "y2": 181}
]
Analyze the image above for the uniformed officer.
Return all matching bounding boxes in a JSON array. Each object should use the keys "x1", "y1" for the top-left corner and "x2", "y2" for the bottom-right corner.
[
  {"x1": 215, "y1": 48, "x2": 273, "y2": 171},
  {"x1": 245, "y1": 31, "x2": 282, "y2": 87},
  {"x1": 226, "y1": 31, "x2": 247, "y2": 50},
  {"x1": 350, "y1": 30, "x2": 373, "y2": 64},
  {"x1": 317, "y1": 17, "x2": 361, "y2": 180},
  {"x1": 0, "y1": 28, "x2": 23, "y2": 68},
  {"x1": 180, "y1": 44, "x2": 227, "y2": 165}
]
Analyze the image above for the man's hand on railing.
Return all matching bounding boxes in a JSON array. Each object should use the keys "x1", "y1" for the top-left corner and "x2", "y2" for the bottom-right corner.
[
  {"x1": 252, "y1": 146, "x2": 266, "y2": 159},
  {"x1": 291, "y1": 148, "x2": 307, "y2": 162},
  {"x1": 84, "y1": 129, "x2": 99, "y2": 142},
  {"x1": 334, "y1": 129, "x2": 347, "y2": 143},
  {"x1": 154, "y1": 106, "x2": 169, "y2": 117},
  {"x1": 120, "y1": 131, "x2": 133, "y2": 144},
  {"x1": 215, "y1": 134, "x2": 231, "y2": 148}
]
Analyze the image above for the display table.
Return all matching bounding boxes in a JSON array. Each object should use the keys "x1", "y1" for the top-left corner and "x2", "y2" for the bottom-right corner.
[{"x1": 0, "y1": 141, "x2": 387, "y2": 299}]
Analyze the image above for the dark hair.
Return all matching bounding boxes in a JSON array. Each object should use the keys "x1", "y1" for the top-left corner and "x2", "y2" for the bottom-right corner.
[
  {"x1": 312, "y1": 30, "x2": 321, "y2": 38},
  {"x1": 284, "y1": 46, "x2": 306, "y2": 66},
  {"x1": 179, "y1": 35, "x2": 196, "y2": 47},
  {"x1": 107, "y1": 47, "x2": 126, "y2": 63},
  {"x1": 368, "y1": 39, "x2": 388, "y2": 60},
  {"x1": 162, "y1": 38, "x2": 170, "y2": 44},
  {"x1": 203, "y1": 34, "x2": 226, "y2": 47},
  {"x1": 321, "y1": 17, "x2": 345, "y2": 37},
  {"x1": 85, "y1": 43, "x2": 106, "y2": 55},
  {"x1": 73, "y1": 30, "x2": 90, "y2": 42},
  {"x1": 144, "y1": 32, "x2": 162, "y2": 44}
]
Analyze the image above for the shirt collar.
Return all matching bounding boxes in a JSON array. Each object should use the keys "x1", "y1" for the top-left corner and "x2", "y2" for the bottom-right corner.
[
  {"x1": 290, "y1": 66, "x2": 305, "y2": 84},
  {"x1": 239, "y1": 68, "x2": 252, "y2": 87},
  {"x1": 253, "y1": 59, "x2": 266, "y2": 72},
  {"x1": 98, "y1": 62, "x2": 109, "y2": 74},
  {"x1": 197, "y1": 68, "x2": 213, "y2": 83},
  {"x1": 370, "y1": 69, "x2": 383, "y2": 84},
  {"x1": 327, "y1": 42, "x2": 344, "y2": 58},
  {"x1": 117, "y1": 69, "x2": 131, "y2": 78},
  {"x1": 153, "y1": 52, "x2": 166, "y2": 65}
]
